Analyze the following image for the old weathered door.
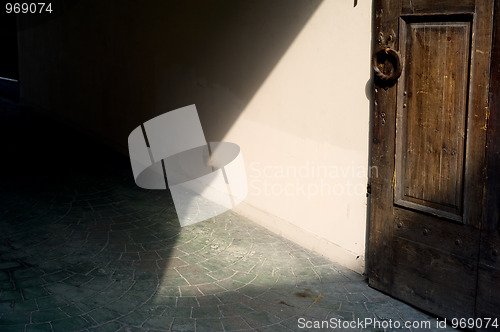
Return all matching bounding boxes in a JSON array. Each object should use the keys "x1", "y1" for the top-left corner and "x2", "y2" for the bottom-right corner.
[{"x1": 369, "y1": 0, "x2": 499, "y2": 323}]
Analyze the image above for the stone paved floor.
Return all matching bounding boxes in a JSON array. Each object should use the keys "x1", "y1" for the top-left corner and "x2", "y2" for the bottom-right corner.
[{"x1": 0, "y1": 94, "x2": 458, "y2": 331}]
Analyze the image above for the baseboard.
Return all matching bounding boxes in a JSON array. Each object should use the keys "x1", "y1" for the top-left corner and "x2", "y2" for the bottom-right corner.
[{"x1": 233, "y1": 201, "x2": 365, "y2": 275}]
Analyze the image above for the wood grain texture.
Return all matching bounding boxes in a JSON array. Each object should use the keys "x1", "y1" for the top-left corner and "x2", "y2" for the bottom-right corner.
[
  {"x1": 394, "y1": 209, "x2": 480, "y2": 261},
  {"x1": 368, "y1": 0, "x2": 400, "y2": 293},
  {"x1": 402, "y1": 0, "x2": 475, "y2": 15},
  {"x1": 476, "y1": 0, "x2": 500, "y2": 326},
  {"x1": 392, "y1": 237, "x2": 476, "y2": 319},
  {"x1": 395, "y1": 18, "x2": 471, "y2": 221}
]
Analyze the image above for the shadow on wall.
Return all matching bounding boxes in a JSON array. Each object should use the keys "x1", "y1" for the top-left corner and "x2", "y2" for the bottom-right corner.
[
  {"x1": 148, "y1": 0, "x2": 326, "y2": 142},
  {"x1": 16, "y1": 0, "x2": 324, "y2": 149}
]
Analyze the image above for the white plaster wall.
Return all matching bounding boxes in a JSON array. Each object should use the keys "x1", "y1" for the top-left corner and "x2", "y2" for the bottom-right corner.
[{"x1": 225, "y1": 1, "x2": 372, "y2": 273}]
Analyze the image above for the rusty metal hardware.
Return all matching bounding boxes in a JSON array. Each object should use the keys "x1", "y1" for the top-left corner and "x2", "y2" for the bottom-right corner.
[{"x1": 372, "y1": 47, "x2": 402, "y2": 82}]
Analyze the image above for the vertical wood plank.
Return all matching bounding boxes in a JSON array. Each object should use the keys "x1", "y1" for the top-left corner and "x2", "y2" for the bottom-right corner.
[
  {"x1": 477, "y1": 0, "x2": 500, "y2": 324},
  {"x1": 462, "y1": 0, "x2": 494, "y2": 229},
  {"x1": 368, "y1": 0, "x2": 400, "y2": 292}
]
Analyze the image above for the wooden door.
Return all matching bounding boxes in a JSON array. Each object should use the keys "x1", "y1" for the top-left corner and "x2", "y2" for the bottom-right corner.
[{"x1": 368, "y1": 0, "x2": 500, "y2": 324}]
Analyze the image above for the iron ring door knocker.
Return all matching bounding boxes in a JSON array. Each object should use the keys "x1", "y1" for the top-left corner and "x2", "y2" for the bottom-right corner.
[{"x1": 372, "y1": 47, "x2": 402, "y2": 82}]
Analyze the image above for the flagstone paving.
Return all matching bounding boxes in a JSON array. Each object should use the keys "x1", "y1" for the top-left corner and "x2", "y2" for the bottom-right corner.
[{"x1": 0, "y1": 94, "x2": 458, "y2": 331}]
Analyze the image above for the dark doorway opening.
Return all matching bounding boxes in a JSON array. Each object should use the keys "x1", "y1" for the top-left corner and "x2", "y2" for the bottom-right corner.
[
  {"x1": 0, "y1": 13, "x2": 19, "y2": 81},
  {"x1": 0, "y1": 12, "x2": 19, "y2": 102}
]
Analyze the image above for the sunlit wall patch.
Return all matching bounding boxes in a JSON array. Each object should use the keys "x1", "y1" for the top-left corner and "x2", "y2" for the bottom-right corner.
[{"x1": 128, "y1": 104, "x2": 248, "y2": 227}]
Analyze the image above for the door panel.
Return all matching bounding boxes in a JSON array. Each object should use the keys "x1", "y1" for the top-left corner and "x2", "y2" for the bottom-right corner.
[
  {"x1": 369, "y1": 0, "x2": 498, "y2": 325},
  {"x1": 395, "y1": 17, "x2": 471, "y2": 222}
]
